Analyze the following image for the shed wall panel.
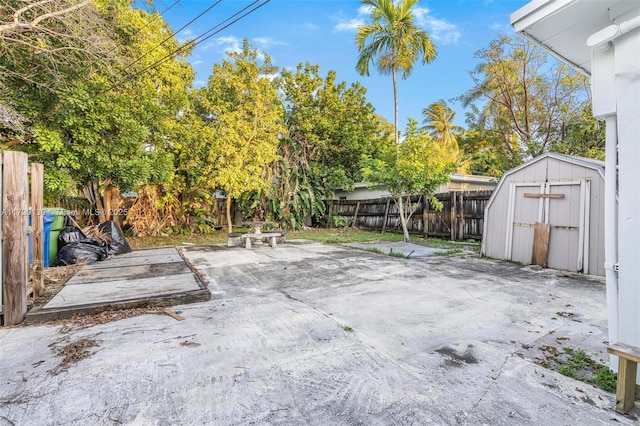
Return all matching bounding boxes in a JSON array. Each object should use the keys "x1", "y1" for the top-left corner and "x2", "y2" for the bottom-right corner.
[
  {"x1": 510, "y1": 185, "x2": 543, "y2": 263},
  {"x1": 483, "y1": 154, "x2": 608, "y2": 276},
  {"x1": 588, "y1": 169, "x2": 605, "y2": 276},
  {"x1": 483, "y1": 185, "x2": 510, "y2": 258}
]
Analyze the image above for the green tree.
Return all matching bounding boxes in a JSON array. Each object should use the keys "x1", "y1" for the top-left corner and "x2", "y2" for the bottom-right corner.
[
  {"x1": 461, "y1": 34, "x2": 590, "y2": 166},
  {"x1": 261, "y1": 63, "x2": 387, "y2": 228},
  {"x1": 361, "y1": 119, "x2": 454, "y2": 234},
  {"x1": 21, "y1": 1, "x2": 193, "y2": 217},
  {"x1": 199, "y1": 40, "x2": 284, "y2": 233},
  {"x1": 457, "y1": 130, "x2": 510, "y2": 177},
  {"x1": 421, "y1": 99, "x2": 465, "y2": 169},
  {"x1": 355, "y1": 0, "x2": 437, "y2": 241},
  {"x1": 550, "y1": 101, "x2": 605, "y2": 160},
  {"x1": 0, "y1": 0, "x2": 121, "y2": 145}
]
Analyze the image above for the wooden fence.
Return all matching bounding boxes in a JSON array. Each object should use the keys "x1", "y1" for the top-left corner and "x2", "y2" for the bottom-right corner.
[
  {"x1": 1, "y1": 152, "x2": 44, "y2": 326},
  {"x1": 329, "y1": 190, "x2": 493, "y2": 241}
]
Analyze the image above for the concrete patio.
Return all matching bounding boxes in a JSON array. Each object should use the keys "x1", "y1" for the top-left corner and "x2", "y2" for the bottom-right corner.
[{"x1": 0, "y1": 240, "x2": 637, "y2": 425}]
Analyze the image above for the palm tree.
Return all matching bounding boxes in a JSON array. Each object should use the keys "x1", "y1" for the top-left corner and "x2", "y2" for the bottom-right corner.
[
  {"x1": 356, "y1": 0, "x2": 437, "y2": 241},
  {"x1": 422, "y1": 99, "x2": 465, "y2": 163}
]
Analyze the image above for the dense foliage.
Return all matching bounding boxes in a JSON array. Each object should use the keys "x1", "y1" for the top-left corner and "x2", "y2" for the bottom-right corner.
[
  {"x1": 459, "y1": 34, "x2": 603, "y2": 173},
  {"x1": 0, "y1": 2, "x2": 604, "y2": 235},
  {"x1": 361, "y1": 119, "x2": 454, "y2": 224}
]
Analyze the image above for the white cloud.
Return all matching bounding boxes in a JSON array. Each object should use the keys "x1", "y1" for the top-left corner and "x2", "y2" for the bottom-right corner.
[
  {"x1": 358, "y1": 5, "x2": 373, "y2": 16},
  {"x1": 334, "y1": 5, "x2": 459, "y2": 42},
  {"x1": 334, "y1": 18, "x2": 365, "y2": 32},
  {"x1": 202, "y1": 35, "x2": 242, "y2": 53},
  {"x1": 176, "y1": 28, "x2": 196, "y2": 44},
  {"x1": 491, "y1": 22, "x2": 511, "y2": 33},
  {"x1": 413, "y1": 7, "x2": 460, "y2": 44},
  {"x1": 301, "y1": 22, "x2": 318, "y2": 31},
  {"x1": 202, "y1": 35, "x2": 269, "y2": 60},
  {"x1": 192, "y1": 59, "x2": 204, "y2": 66},
  {"x1": 253, "y1": 36, "x2": 287, "y2": 49}
]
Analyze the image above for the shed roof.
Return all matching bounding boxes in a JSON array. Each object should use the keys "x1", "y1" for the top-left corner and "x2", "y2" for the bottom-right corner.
[
  {"x1": 486, "y1": 152, "x2": 606, "y2": 211},
  {"x1": 510, "y1": 0, "x2": 639, "y2": 76}
]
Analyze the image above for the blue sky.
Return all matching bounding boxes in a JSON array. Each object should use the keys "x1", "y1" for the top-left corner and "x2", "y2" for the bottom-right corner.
[{"x1": 159, "y1": 0, "x2": 531, "y2": 128}]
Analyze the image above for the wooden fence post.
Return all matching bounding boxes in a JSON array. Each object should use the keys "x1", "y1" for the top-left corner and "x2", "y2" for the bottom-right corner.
[
  {"x1": 458, "y1": 192, "x2": 465, "y2": 241},
  {"x1": 31, "y1": 163, "x2": 44, "y2": 298},
  {"x1": 2, "y1": 151, "x2": 29, "y2": 325},
  {"x1": 450, "y1": 191, "x2": 457, "y2": 241},
  {"x1": 422, "y1": 197, "x2": 428, "y2": 238},
  {"x1": 381, "y1": 198, "x2": 391, "y2": 234}
]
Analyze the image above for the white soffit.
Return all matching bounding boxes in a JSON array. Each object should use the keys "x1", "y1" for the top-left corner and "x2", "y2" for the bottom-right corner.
[{"x1": 510, "y1": 0, "x2": 639, "y2": 76}]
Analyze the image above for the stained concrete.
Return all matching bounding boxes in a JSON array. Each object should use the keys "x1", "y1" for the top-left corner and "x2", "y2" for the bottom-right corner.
[
  {"x1": 344, "y1": 241, "x2": 446, "y2": 258},
  {"x1": 1, "y1": 241, "x2": 637, "y2": 425},
  {"x1": 25, "y1": 247, "x2": 209, "y2": 323},
  {"x1": 44, "y1": 273, "x2": 202, "y2": 309}
]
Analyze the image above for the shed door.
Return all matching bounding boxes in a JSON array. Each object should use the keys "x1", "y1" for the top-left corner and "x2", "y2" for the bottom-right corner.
[
  {"x1": 505, "y1": 183, "x2": 544, "y2": 264},
  {"x1": 506, "y1": 180, "x2": 590, "y2": 272},
  {"x1": 546, "y1": 181, "x2": 590, "y2": 273}
]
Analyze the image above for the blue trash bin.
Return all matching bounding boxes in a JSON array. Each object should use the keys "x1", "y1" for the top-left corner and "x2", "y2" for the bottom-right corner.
[
  {"x1": 43, "y1": 211, "x2": 54, "y2": 267},
  {"x1": 29, "y1": 210, "x2": 55, "y2": 267}
]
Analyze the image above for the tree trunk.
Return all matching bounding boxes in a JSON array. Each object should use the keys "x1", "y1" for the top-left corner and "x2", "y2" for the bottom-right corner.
[
  {"x1": 392, "y1": 67, "x2": 399, "y2": 149},
  {"x1": 103, "y1": 185, "x2": 112, "y2": 222},
  {"x1": 396, "y1": 195, "x2": 411, "y2": 242},
  {"x1": 226, "y1": 195, "x2": 233, "y2": 234},
  {"x1": 93, "y1": 181, "x2": 106, "y2": 223},
  {"x1": 392, "y1": 68, "x2": 408, "y2": 241}
]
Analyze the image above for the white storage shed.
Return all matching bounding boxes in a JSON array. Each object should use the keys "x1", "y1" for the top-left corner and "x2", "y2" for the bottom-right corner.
[{"x1": 481, "y1": 153, "x2": 610, "y2": 276}]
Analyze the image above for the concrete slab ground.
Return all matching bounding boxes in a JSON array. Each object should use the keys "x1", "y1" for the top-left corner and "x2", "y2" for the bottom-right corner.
[
  {"x1": 1, "y1": 240, "x2": 637, "y2": 425},
  {"x1": 25, "y1": 247, "x2": 210, "y2": 323},
  {"x1": 344, "y1": 241, "x2": 446, "y2": 258}
]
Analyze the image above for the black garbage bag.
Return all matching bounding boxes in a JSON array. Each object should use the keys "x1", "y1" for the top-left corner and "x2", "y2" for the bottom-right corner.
[
  {"x1": 51, "y1": 241, "x2": 109, "y2": 266},
  {"x1": 98, "y1": 221, "x2": 131, "y2": 255},
  {"x1": 58, "y1": 225, "x2": 88, "y2": 250}
]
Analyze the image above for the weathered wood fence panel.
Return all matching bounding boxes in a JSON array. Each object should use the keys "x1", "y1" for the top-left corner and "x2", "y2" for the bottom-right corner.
[
  {"x1": 330, "y1": 190, "x2": 493, "y2": 241},
  {"x1": 2, "y1": 152, "x2": 29, "y2": 325},
  {"x1": 31, "y1": 163, "x2": 44, "y2": 298}
]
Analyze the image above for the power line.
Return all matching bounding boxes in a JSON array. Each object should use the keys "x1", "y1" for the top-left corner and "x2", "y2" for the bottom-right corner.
[
  {"x1": 138, "y1": 0, "x2": 182, "y2": 33},
  {"x1": 118, "y1": 0, "x2": 271, "y2": 90},
  {"x1": 126, "y1": 0, "x2": 222, "y2": 69},
  {"x1": 105, "y1": 0, "x2": 182, "y2": 58}
]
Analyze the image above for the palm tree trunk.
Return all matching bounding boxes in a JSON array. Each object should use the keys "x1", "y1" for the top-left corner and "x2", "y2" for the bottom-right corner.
[
  {"x1": 392, "y1": 67, "x2": 410, "y2": 242},
  {"x1": 393, "y1": 67, "x2": 399, "y2": 148}
]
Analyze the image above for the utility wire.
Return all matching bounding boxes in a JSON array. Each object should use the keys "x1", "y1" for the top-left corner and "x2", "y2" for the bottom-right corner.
[
  {"x1": 105, "y1": 0, "x2": 182, "y2": 57},
  {"x1": 117, "y1": 0, "x2": 270, "y2": 90},
  {"x1": 174, "y1": 0, "x2": 262, "y2": 52},
  {"x1": 137, "y1": 0, "x2": 182, "y2": 33},
  {"x1": 126, "y1": 0, "x2": 222, "y2": 69}
]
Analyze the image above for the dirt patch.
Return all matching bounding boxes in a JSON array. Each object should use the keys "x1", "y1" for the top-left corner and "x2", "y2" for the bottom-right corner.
[
  {"x1": 49, "y1": 338, "x2": 101, "y2": 375},
  {"x1": 517, "y1": 338, "x2": 617, "y2": 393},
  {"x1": 27, "y1": 264, "x2": 84, "y2": 310}
]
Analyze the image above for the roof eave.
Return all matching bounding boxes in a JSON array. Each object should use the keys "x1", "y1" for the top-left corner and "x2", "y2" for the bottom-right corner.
[{"x1": 510, "y1": 0, "x2": 591, "y2": 76}]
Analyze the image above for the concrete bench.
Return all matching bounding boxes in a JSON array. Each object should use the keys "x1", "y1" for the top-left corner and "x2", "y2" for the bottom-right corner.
[
  {"x1": 240, "y1": 232, "x2": 282, "y2": 249},
  {"x1": 608, "y1": 342, "x2": 640, "y2": 413}
]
